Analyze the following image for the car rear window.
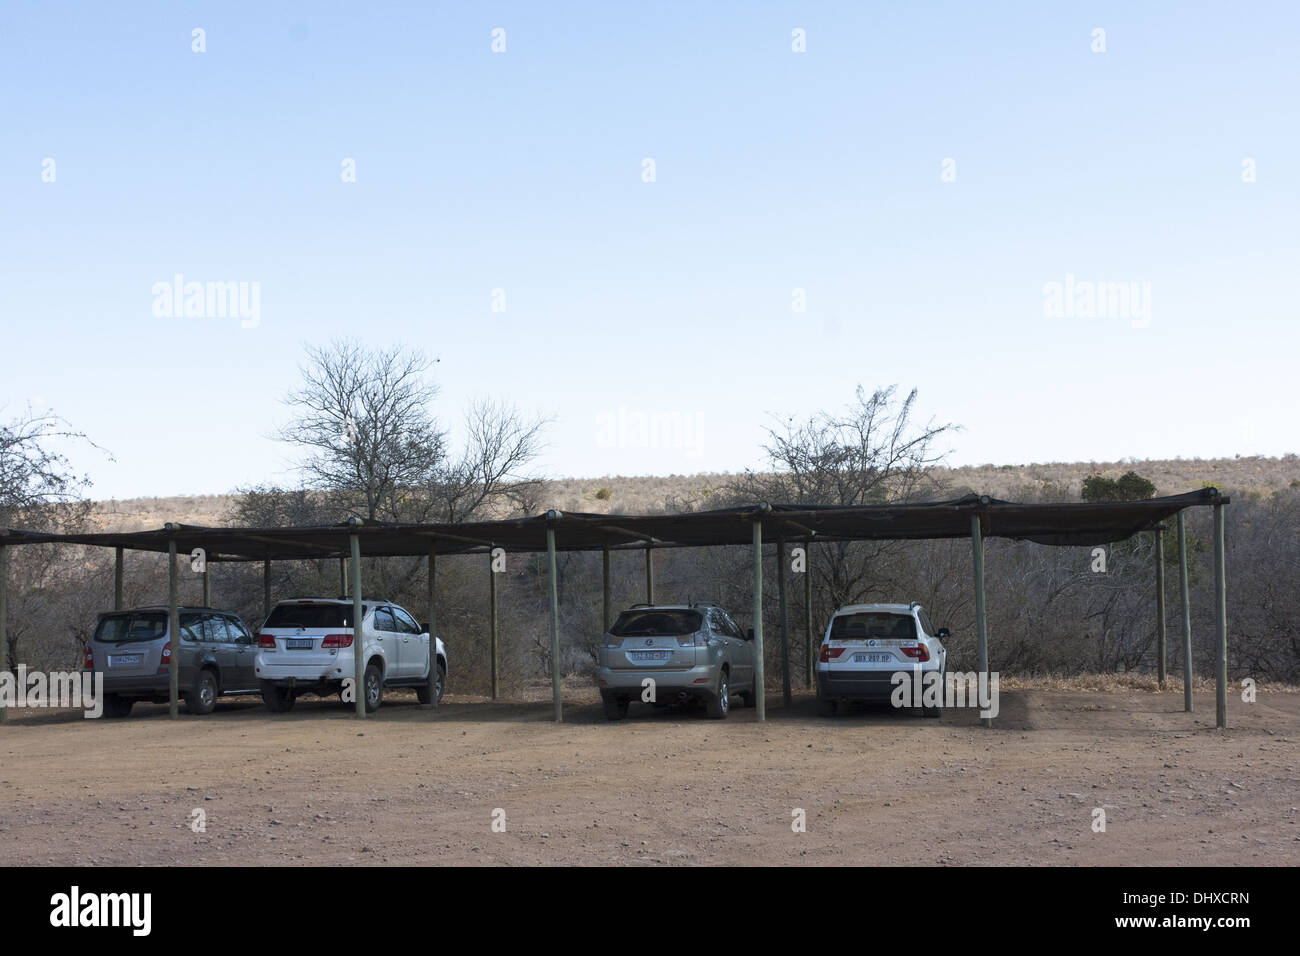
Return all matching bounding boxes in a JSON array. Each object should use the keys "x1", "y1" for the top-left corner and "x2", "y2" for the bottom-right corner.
[
  {"x1": 610, "y1": 609, "x2": 702, "y2": 637},
  {"x1": 264, "y1": 604, "x2": 353, "y2": 629},
  {"x1": 95, "y1": 613, "x2": 167, "y2": 643},
  {"x1": 829, "y1": 613, "x2": 917, "y2": 641}
]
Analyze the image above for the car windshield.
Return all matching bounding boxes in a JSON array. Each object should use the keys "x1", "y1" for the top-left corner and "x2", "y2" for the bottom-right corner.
[
  {"x1": 610, "y1": 609, "x2": 702, "y2": 637},
  {"x1": 830, "y1": 613, "x2": 917, "y2": 641},
  {"x1": 264, "y1": 604, "x2": 353, "y2": 629},
  {"x1": 95, "y1": 613, "x2": 167, "y2": 643}
]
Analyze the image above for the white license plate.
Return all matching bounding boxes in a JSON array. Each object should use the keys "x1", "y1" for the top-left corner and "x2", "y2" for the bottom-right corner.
[
  {"x1": 286, "y1": 639, "x2": 315, "y2": 650},
  {"x1": 854, "y1": 652, "x2": 893, "y2": 663},
  {"x1": 630, "y1": 651, "x2": 670, "y2": 662},
  {"x1": 108, "y1": 654, "x2": 142, "y2": 667}
]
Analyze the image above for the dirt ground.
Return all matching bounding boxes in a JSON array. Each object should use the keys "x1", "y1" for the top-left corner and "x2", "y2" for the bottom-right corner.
[{"x1": 0, "y1": 683, "x2": 1296, "y2": 866}]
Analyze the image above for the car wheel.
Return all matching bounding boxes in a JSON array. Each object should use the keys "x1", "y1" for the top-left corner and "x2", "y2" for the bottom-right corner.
[
  {"x1": 417, "y1": 661, "x2": 447, "y2": 705},
  {"x1": 363, "y1": 662, "x2": 384, "y2": 713},
  {"x1": 602, "y1": 693, "x2": 629, "y2": 721},
  {"x1": 817, "y1": 696, "x2": 837, "y2": 718},
  {"x1": 185, "y1": 670, "x2": 218, "y2": 715},
  {"x1": 260, "y1": 680, "x2": 295, "y2": 713},
  {"x1": 705, "y1": 672, "x2": 730, "y2": 720},
  {"x1": 102, "y1": 694, "x2": 134, "y2": 718},
  {"x1": 923, "y1": 667, "x2": 945, "y2": 719},
  {"x1": 737, "y1": 679, "x2": 755, "y2": 708}
]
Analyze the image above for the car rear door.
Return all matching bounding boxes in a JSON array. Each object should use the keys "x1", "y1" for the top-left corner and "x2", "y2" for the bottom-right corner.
[
  {"x1": 224, "y1": 615, "x2": 258, "y2": 690},
  {"x1": 721, "y1": 610, "x2": 752, "y2": 689},
  {"x1": 372, "y1": 606, "x2": 402, "y2": 677},
  {"x1": 203, "y1": 614, "x2": 240, "y2": 692},
  {"x1": 392, "y1": 606, "x2": 427, "y2": 679}
]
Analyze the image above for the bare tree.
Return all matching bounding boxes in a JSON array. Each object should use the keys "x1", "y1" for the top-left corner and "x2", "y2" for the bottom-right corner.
[
  {"x1": 278, "y1": 341, "x2": 447, "y2": 521},
  {"x1": 429, "y1": 399, "x2": 549, "y2": 522},
  {"x1": 0, "y1": 405, "x2": 102, "y2": 531},
  {"x1": 726, "y1": 386, "x2": 959, "y2": 647},
  {"x1": 1, "y1": 405, "x2": 105, "y2": 672}
]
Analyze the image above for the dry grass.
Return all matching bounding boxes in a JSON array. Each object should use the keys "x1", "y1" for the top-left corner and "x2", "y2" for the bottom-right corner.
[{"x1": 996, "y1": 673, "x2": 1299, "y2": 694}]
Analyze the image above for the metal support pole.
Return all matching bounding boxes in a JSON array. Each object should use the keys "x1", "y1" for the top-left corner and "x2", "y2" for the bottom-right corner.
[
  {"x1": 426, "y1": 544, "x2": 438, "y2": 709},
  {"x1": 803, "y1": 540, "x2": 813, "y2": 689},
  {"x1": 489, "y1": 549, "x2": 499, "y2": 700},
  {"x1": 1213, "y1": 501, "x2": 1227, "y2": 730},
  {"x1": 1178, "y1": 511, "x2": 1193, "y2": 713},
  {"x1": 113, "y1": 547, "x2": 124, "y2": 611},
  {"x1": 752, "y1": 520, "x2": 765, "y2": 721},
  {"x1": 0, "y1": 544, "x2": 7, "y2": 724},
  {"x1": 351, "y1": 533, "x2": 365, "y2": 719},
  {"x1": 263, "y1": 558, "x2": 272, "y2": 621},
  {"x1": 644, "y1": 544, "x2": 654, "y2": 604},
  {"x1": 547, "y1": 525, "x2": 562, "y2": 722},
  {"x1": 777, "y1": 536, "x2": 791, "y2": 709},
  {"x1": 168, "y1": 534, "x2": 180, "y2": 718},
  {"x1": 1155, "y1": 526, "x2": 1166, "y2": 687},
  {"x1": 339, "y1": 557, "x2": 347, "y2": 598},
  {"x1": 202, "y1": 563, "x2": 212, "y2": 608},
  {"x1": 602, "y1": 543, "x2": 611, "y2": 634},
  {"x1": 971, "y1": 515, "x2": 990, "y2": 728}
]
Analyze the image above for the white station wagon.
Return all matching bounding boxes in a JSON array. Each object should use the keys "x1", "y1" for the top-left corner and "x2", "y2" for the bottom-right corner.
[{"x1": 815, "y1": 602, "x2": 948, "y2": 717}]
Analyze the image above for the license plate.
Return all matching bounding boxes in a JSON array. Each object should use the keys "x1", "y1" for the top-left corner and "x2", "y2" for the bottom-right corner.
[
  {"x1": 286, "y1": 639, "x2": 314, "y2": 650},
  {"x1": 854, "y1": 652, "x2": 893, "y2": 663},
  {"x1": 108, "y1": 654, "x2": 142, "y2": 667},
  {"x1": 630, "y1": 651, "x2": 670, "y2": 662}
]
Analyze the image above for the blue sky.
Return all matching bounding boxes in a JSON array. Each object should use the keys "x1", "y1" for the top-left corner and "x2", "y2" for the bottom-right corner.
[{"x1": 2, "y1": 1, "x2": 1296, "y2": 500}]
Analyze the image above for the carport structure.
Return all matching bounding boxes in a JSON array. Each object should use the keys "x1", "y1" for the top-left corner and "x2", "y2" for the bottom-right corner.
[{"x1": 0, "y1": 488, "x2": 1231, "y2": 727}]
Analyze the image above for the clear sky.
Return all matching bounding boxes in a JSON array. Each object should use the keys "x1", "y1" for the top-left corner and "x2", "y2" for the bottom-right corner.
[{"x1": 2, "y1": 1, "x2": 1296, "y2": 500}]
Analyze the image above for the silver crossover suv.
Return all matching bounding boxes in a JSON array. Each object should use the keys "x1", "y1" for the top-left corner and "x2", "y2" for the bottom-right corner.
[
  {"x1": 596, "y1": 603, "x2": 756, "y2": 720},
  {"x1": 84, "y1": 606, "x2": 261, "y2": 717}
]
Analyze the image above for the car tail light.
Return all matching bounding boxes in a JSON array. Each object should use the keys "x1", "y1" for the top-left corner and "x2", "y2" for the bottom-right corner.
[
  {"x1": 819, "y1": 645, "x2": 846, "y2": 662},
  {"x1": 157, "y1": 641, "x2": 171, "y2": 674},
  {"x1": 83, "y1": 646, "x2": 94, "y2": 670},
  {"x1": 258, "y1": 632, "x2": 276, "y2": 649},
  {"x1": 678, "y1": 631, "x2": 708, "y2": 647},
  {"x1": 321, "y1": 633, "x2": 353, "y2": 649},
  {"x1": 901, "y1": 644, "x2": 931, "y2": 662}
]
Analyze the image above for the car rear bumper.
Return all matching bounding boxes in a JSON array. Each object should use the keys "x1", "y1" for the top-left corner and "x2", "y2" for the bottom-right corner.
[
  {"x1": 816, "y1": 664, "x2": 941, "y2": 702},
  {"x1": 254, "y1": 657, "x2": 353, "y2": 685},
  {"x1": 95, "y1": 671, "x2": 172, "y2": 698},
  {"x1": 596, "y1": 664, "x2": 720, "y2": 696}
]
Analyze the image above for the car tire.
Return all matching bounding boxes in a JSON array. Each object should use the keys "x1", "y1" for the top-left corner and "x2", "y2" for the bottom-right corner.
[
  {"x1": 705, "y1": 672, "x2": 730, "y2": 720},
  {"x1": 601, "y1": 694, "x2": 629, "y2": 721},
  {"x1": 185, "y1": 670, "x2": 218, "y2": 716},
  {"x1": 260, "y1": 680, "x2": 295, "y2": 713},
  {"x1": 416, "y1": 661, "x2": 446, "y2": 705},
  {"x1": 923, "y1": 667, "x2": 945, "y2": 719},
  {"x1": 738, "y1": 680, "x2": 756, "y2": 708},
  {"x1": 102, "y1": 694, "x2": 134, "y2": 718},
  {"x1": 817, "y1": 696, "x2": 837, "y2": 718},
  {"x1": 363, "y1": 662, "x2": 383, "y2": 713}
]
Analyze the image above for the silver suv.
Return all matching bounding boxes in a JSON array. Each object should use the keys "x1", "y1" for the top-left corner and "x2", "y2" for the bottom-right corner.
[
  {"x1": 254, "y1": 597, "x2": 446, "y2": 712},
  {"x1": 84, "y1": 606, "x2": 261, "y2": 717},
  {"x1": 596, "y1": 603, "x2": 756, "y2": 720}
]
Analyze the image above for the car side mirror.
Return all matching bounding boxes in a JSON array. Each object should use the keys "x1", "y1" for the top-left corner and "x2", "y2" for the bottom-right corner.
[
  {"x1": 937, "y1": 627, "x2": 950, "y2": 640},
  {"x1": 746, "y1": 628, "x2": 755, "y2": 641}
]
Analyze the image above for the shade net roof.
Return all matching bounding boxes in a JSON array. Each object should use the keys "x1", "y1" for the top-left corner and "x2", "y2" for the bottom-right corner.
[{"x1": 0, "y1": 489, "x2": 1225, "y2": 562}]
